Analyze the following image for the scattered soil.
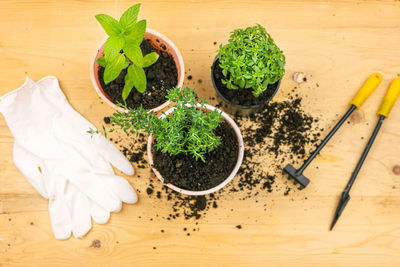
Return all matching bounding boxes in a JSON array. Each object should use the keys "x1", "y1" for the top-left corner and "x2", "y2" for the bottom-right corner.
[
  {"x1": 152, "y1": 123, "x2": 239, "y2": 191},
  {"x1": 146, "y1": 187, "x2": 153, "y2": 195},
  {"x1": 106, "y1": 82, "x2": 323, "y2": 231},
  {"x1": 98, "y1": 39, "x2": 178, "y2": 110},
  {"x1": 212, "y1": 59, "x2": 279, "y2": 106},
  {"x1": 103, "y1": 116, "x2": 111, "y2": 124},
  {"x1": 117, "y1": 132, "x2": 148, "y2": 169}
]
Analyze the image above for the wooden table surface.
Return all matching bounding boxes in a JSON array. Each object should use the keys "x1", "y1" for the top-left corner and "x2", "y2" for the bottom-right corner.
[{"x1": 1, "y1": 0, "x2": 400, "y2": 266}]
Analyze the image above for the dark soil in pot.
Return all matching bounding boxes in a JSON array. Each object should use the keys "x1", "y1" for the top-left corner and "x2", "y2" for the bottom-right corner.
[
  {"x1": 98, "y1": 39, "x2": 178, "y2": 110},
  {"x1": 212, "y1": 59, "x2": 280, "y2": 106},
  {"x1": 152, "y1": 122, "x2": 239, "y2": 191}
]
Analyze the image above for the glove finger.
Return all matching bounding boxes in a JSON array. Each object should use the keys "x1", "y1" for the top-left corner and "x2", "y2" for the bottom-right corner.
[
  {"x1": 90, "y1": 201, "x2": 110, "y2": 224},
  {"x1": 13, "y1": 142, "x2": 48, "y2": 198},
  {"x1": 65, "y1": 183, "x2": 92, "y2": 239},
  {"x1": 101, "y1": 174, "x2": 138, "y2": 204},
  {"x1": 93, "y1": 134, "x2": 134, "y2": 176},
  {"x1": 68, "y1": 173, "x2": 122, "y2": 213},
  {"x1": 48, "y1": 176, "x2": 72, "y2": 240}
]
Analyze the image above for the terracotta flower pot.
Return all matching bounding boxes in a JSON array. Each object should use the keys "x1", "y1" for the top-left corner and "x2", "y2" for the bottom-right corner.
[
  {"x1": 90, "y1": 28, "x2": 185, "y2": 112},
  {"x1": 147, "y1": 103, "x2": 244, "y2": 196}
]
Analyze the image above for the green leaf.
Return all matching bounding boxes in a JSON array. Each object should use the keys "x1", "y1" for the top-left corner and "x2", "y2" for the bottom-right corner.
[
  {"x1": 130, "y1": 64, "x2": 146, "y2": 93},
  {"x1": 97, "y1": 56, "x2": 107, "y2": 67},
  {"x1": 95, "y1": 14, "x2": 122, "y2": 36},
  {"x1": 123, "y1": 58, "x2": 130, "y2": 69},
  {"x1": 122, "y1": 65, "x2": 135, "y2": 101},
  {"x1": 124, "y1": 42, "x2": 143, "y2": 67},
  {"x1": 125, "y1": 20, "x2": 146, "y2": 45},
  {"x1": 103, "y1": 53, "x2": 126, "y2": 84},
  {"x1": 143, "y1": 52, "x2": 159, "y2": 68},
  {"x1": 104, "y1": 36, "x2": 125, "y2": 62},
  {"x1": 120, "y1": 4, "x2": 140, "y2": 34},
  {"x1": 236, "y1": 78, "x2": 245, "y2": 88}
]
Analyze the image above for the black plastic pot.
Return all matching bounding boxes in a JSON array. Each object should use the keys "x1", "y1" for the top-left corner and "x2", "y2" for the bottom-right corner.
[{"x1": 211, "y1": 59, "x2": 282, "y2": 116}]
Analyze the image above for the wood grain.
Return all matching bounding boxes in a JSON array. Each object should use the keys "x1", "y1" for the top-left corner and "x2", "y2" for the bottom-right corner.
[{"x1": 1, "y1": 0, "x2": 400, "y2": 266}]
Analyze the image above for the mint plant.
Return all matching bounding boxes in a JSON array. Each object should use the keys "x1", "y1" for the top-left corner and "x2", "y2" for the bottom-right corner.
[
  {"x1": 216, "y1": 24, "x2": 285, "y2": 97},
  {"x1": 109, "y1": 87, "x2": 223, "y2": 162},
  {"x1": 95, "y1": 4, "x2": 159, "y2": 101}
]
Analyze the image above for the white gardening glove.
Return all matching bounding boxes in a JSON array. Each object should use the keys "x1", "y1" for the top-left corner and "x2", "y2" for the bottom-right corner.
[
  {"x1": 13, "y1": 142, "x2": 110, "y2": 239},
  {"x1": 0, "y1": 77, "x2": 137, "y2": 239}
]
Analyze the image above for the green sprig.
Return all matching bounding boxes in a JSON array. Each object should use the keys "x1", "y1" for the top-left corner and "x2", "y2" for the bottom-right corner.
[{"x1": 109, "y1": 87, "x2": 223, "y2": 162}]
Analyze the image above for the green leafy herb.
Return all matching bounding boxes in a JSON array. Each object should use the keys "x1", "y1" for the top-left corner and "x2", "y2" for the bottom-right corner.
[
  {"x1": 97, "y1": 56, "x2": 107, "y2": 67},
  {"x1": 109, "y1": 87, "x2": 223, "y2": 162},
  {"x1": 103, "y1": 54, "x2": 126, "y2": 84},
  {"x1": 119, "y1": 4, "x2": 141, "y2": 34},
  {"x1": 126, "y1": 20, "x2": 146, "y2": 45},
  {"x1": 95, "y1": 14, "x2": 122, "y2": 36},
  {"x1": 124, "y1": 42, "x2": 143, "y2": 67},
  {"x1": 143, "y1": 52, "x2": 159, "y2": 68},
  {"x1": 216, "y1": 24, "x2": 285, "y2": 97},
  {"x1": 104, "y1": 36, "x2": 125, "y2": 62},
  {"x1": 95, "y1": 3, "x2": 158, "y2": 100}
]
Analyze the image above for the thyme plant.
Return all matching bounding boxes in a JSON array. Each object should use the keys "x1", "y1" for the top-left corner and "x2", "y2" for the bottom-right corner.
[
  {"x1": 110, "y1": 87, "x2": 223, "y2": 162},
  {"x1": 95, "y1": 4, "x2": 159, "y2": 100},
  {"x1": 216, "y1": 24, "x2": 285, "y2": 97}
]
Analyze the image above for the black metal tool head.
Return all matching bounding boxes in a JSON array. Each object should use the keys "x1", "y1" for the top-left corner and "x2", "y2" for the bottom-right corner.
[{"x1": 283, "y1": 164, "x2": 310, "y2": 188}]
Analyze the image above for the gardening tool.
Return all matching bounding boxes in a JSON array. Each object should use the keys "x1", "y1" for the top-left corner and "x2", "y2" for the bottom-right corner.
[
  {"x1": 330, "y1": 77, "x2": 400, "y2": 230},
  {"x1": 0, "y1": 77, "x2": 137, "y2": 239},
  {"x1": 283, "y1": 73, "x2": 382, "y2": 187}
]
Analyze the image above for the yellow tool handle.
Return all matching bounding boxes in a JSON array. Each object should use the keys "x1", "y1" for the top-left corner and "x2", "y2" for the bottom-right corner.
[
  {"x1": 377, "y1": 77, "x2": 400, "y2": 118},
  {"x1": 350, "y1": 73, "x2": 382, "y2": 109}
]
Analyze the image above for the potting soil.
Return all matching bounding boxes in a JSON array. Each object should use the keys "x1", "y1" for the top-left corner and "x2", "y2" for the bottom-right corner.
[{"x1": 152, "y1": 122, "x2": 239, "y2": 191}]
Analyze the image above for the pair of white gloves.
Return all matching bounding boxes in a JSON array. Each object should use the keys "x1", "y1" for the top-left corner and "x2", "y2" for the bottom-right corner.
[{"x1": 0, "y1": 76, "x2": 137, "y2": 239}]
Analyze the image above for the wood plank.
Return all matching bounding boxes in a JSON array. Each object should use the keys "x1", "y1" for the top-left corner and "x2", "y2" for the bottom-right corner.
[{"x1": 1, "y1": 0, "x2": 400, "y2": 266}]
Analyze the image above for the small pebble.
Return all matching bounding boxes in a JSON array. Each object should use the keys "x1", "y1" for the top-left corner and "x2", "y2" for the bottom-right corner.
[{"x1": 293, "y1": 72, "x2": 305, "y2": 83}]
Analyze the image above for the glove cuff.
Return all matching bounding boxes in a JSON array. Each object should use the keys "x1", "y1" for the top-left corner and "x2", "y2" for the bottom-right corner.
[{"x1": 0, "y1": 77, "x2": 35, "y2": 114}]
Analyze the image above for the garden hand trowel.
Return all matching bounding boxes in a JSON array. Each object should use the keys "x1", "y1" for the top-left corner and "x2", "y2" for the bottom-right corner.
[
  {"x1": 330, "y1": 77, "x2": 400, "y2": 230},
  {"x1": 283, "y1": 73, "x2": 382, "y2": 187}
]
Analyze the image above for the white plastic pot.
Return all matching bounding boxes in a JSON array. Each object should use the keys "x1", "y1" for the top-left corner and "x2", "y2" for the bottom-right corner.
[
  {"x1": 147, "y1": 103, "x2": 244, "y2": 196},
  {"x1": 90, "y1": 28, "x2": 185, "y2": 112}
]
